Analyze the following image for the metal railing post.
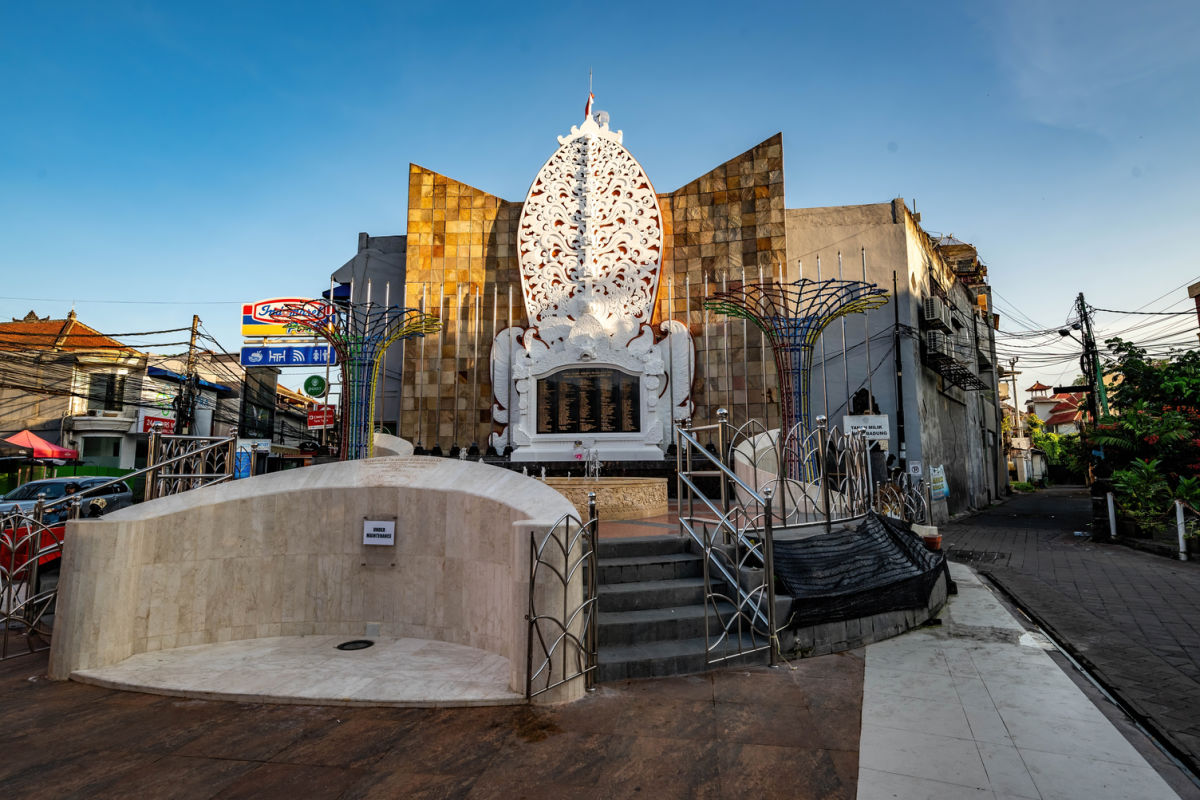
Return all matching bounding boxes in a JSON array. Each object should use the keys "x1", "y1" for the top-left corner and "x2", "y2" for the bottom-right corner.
[
  {"x1": 717, "y1": 408, "x2": 729, "y2": 513},
  {"x1": 685, "y1": 420, "x2": 695, "y2": 527},
  {"x1": 817, "y1": 416, "x2": 832, "y2": 534},
  {"x1": 525, "y1": 529, "x2": 536, "y2": 700},
  {"x1": 27, "y1": 493, "x2": 45, "y2": 623},
  {"x1": 68, "y1": 497, "x2": 81, "y2": 521},
  {"x1": 586, "y1": 491, "x2": 598, "y2": 691},
  {"x1": 144, "y1": 423, "x2": 161, "y2": 502},
  {"x1": 675, "y1": 420, "x2": 686, "y2": 525},
  {"x1": 763, "y1": 486, "x2": 778, "y2": 667}
]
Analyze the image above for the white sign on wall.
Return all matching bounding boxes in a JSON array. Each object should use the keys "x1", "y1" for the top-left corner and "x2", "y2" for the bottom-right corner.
[
  {"x1": 363, "y1": 519, "x2": 396, "y2": 546},
  {"x1": 908, "y1": 461, "x2": 923, "y2": 477},
  {"x1": 843, "y1": 414, "x2": 891, "y2": 440}
]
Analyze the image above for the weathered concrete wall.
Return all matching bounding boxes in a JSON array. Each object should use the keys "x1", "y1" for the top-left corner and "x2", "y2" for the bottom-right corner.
[
  {"x1": 49, "y1": 458, "x2": 582, "y2": 703},
  {"x1": 785, "y1": 201, "x2": 1004, "y2": 522}
]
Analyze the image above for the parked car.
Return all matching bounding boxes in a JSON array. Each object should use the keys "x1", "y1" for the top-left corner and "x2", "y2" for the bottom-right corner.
[{"x1": 1, "y1": 477, "x2": 134, "y2": 522}]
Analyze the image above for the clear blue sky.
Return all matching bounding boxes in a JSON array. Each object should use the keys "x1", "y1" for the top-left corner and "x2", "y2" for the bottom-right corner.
[{"x1": 2, "y1": 0, "x2": 1198, "y2": 389}]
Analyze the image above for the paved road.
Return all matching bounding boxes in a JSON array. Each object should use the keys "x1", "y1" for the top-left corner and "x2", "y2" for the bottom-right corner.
[
  {"x1": 943, "y1": 486, "x2": 1200, "y2": 778},
  {"x1": 0, "y1": 648, "x2": 863, "y2": 799}
]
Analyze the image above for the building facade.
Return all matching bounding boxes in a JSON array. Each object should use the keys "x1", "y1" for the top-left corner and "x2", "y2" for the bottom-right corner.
[{"x1": 327, "y1": 106, "x2": 1004, "y2": 517}]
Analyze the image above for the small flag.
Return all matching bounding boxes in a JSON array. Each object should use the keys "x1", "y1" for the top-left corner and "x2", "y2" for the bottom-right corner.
[{"x1": 584, "y1": 92, "x2": 594, "y2": 119}]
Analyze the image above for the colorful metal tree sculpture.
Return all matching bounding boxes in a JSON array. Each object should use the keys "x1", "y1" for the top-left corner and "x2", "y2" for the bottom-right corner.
[
  {"x1": 266, "y1": 299, "x2": 441, "y2": 460},
  {"x1": 705, "y1": 277, "x2": 888, "y2": 477}
]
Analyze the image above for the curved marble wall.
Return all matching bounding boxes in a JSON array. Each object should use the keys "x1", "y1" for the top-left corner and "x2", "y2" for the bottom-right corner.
[{"x1": 48, "y1": 457, "x2": 580, "y2": 702}]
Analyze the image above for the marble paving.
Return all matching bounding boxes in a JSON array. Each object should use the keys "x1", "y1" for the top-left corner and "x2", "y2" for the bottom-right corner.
[
  {"x1": 858, "y1": 562, "x2": 1183, "y2": 800},
  {"x1": 71, "y1": 635, "x2": 525, "y2": 707}
]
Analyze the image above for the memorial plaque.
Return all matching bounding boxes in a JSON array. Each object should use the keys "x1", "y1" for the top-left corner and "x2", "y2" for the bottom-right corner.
[{"x1": 537, "y1": 368, "x2": 640, "y2": 434}]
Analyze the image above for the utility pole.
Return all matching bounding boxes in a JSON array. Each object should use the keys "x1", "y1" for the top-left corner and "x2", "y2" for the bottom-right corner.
[
  {"x1": 1076, "y1": 293, "x2": 1109, "y2": 418},
  {"x1": 175, "y1": 314, "x2": 201, "y2": 435},
  {"x1": 1076, "y1": 293, "x2": 1110, "y2": 538},
  {"x1": 1005, "y1": 357, "x2": 1021, "y2": 439}
]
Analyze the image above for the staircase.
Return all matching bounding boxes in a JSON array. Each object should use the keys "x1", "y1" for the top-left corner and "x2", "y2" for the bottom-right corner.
[{"x1": 595, "y1": 534, "x2": 773, "y2": 682}]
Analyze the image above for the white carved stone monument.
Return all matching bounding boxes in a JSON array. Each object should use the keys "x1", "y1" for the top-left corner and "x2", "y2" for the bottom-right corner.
[{"x1": 490, "y1": 100, "x2": 694, "y2": 462}]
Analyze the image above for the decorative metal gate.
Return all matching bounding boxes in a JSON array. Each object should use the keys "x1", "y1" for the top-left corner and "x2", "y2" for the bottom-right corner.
[
  {"x1": 0, "y1": 502, "x2": 67, "y2": 659},
  {"x1": 676, "y1": 413, "x2": 780, "y2": 667},
  {"x1": 874, "y1": 472, "x2": 929, "y2": 524},
  {"x1": 526, "y1": 494, "x2": 599, "y2": 699},
  {"x1": 0, "y1": 431, "x2": 237, "y2": 661},
  {"x1": 143, "y1": 428, "x2": 238, "y2": 500}
]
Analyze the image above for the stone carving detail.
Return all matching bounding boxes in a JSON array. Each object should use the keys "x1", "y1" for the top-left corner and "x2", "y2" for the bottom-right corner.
[
  {"x1": 491, "y1": 105, "x2": 692, "y2": 460},
  {"x1": 658, "y1": 320, "x2": 695, "y2": 421},
  {"x1": 518, "y1": 114, "x2": 663, "y2": 338}
]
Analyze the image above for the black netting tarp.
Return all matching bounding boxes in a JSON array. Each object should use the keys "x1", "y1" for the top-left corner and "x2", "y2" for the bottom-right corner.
[{"x1": 773, "y1": 512, "x2": 948, "y2": 626}]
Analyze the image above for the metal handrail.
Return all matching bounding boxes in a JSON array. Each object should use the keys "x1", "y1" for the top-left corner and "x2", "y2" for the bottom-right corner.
[
  {"x1": 675, "y1": 418, "x2": 777, "y2": 658},
  {"x1": 41, "y1": 435, "x2": 236, "y2": 510},
  {"x1": 677, "y1": 470, "x2": 772, "y2": 632},
  {"x1": 676, "y1": 424, "x2": 768, "y2": 506}
]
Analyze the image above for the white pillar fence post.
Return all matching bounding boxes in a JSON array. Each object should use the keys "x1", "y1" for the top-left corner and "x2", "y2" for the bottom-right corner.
[{"x1": 1177, "y1": 499, "x2": 1188, "y2": 562}]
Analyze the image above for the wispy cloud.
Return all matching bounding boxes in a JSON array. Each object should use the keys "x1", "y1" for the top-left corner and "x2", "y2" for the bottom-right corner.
[{"x1": 990, "y1": 0, "x2": 1200, "y2": 136}]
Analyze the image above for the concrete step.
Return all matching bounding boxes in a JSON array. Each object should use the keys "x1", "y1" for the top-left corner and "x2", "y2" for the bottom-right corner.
[
  {"x1": 598, "y1": 577, "x2": 707, "y2": 612},
  {"x1": 596, "y1": 535, "x2": 689, "y2": 560},
  {"x1": 597, "y1": 553, "x2": 703, "y2": 585},
  {"x1": 597, "y1": 634, "x2": 770, "y2": 682},
  {"x1": 597, "y1": 602, "x2": 738, "y2": 647}
]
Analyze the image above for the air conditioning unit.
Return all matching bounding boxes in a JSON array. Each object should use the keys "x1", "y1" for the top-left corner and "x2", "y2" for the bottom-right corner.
[
  {"x1": 922, "y1": 297, "x2": 953, "y2": 332},
  {"x1": 922, "y1": 297, "x2": 944, "y2": 324},
  {"x1": 926, "y1": 331, "x2": 950, "y2": 358}
]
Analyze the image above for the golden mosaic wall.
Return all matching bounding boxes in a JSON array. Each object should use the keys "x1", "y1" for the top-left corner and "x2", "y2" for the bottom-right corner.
[
  {"x1": 657, "y1": 133, "x2": 787, "y2": 430},
  {"x1": 401, "y1": 165, "x2": 524, "y2": 449},
  {"x1": 398, "y1": 135, "x2": 788, "y2": 449}
]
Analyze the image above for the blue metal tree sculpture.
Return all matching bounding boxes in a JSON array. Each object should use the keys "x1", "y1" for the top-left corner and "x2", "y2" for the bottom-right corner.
[
  {"x1": 705, "y1": 277, "x2": 888, "y2": 476},
  {"x1": 267, "y1": 298, "x2": 441, "y2": 460}
]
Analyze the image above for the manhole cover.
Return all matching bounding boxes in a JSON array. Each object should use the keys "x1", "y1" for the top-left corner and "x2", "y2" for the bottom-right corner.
[{"x1": 336, "y1": 640, "x2": 375, "y2": 651}]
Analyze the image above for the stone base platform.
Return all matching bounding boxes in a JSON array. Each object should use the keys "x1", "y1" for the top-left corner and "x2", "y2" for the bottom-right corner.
[
  {"x1": 544, "y1": 477, "x2": 668, "y2": 521},
  {"x1": 70, "y1": 635, "x2": 524, "y2": 708}
]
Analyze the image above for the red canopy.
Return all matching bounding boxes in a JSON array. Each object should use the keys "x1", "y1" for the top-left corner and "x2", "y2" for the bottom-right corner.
[{"x1": 3, "y1": 430, "x2": 78, "y2": 460}]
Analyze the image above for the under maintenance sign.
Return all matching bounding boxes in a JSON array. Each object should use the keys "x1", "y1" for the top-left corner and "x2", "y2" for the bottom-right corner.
[{"x1": 363, "y1": 520, "x2": 396, "y2": 546}]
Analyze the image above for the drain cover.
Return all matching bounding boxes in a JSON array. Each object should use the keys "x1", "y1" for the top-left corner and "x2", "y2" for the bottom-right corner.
[{"x1": 336, "y1": 639, "x2": 375, "y2": 651}]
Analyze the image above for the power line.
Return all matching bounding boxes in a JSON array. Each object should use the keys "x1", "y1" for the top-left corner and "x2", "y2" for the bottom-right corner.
[
  {"x1": 1092, "y1": 307, "x2": 1194, "y2": 316},
  {"x1": 0, "y1": 295, "x2": 239, "y2": 306}
]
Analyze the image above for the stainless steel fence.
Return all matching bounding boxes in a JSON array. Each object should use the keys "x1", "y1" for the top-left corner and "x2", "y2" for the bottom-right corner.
[
  {"x1": 143, "y1": 427, "x2": 238, "y2": 501},
  {"x1": 874, "y1": 472, "x2": 929, "y2": 525},
  {"x1": 676, "y1": 411, "x2": 779, "y2": 667},
  {"x1": 0, "y1": 431, "x2": 237, "y2": 661},
  {"x1": 726, "y1": 414, "x2": 871, "y2": 533},
  {"x1": 0, "y1": 498, "x2": 78, "y2": 659},
  {"x1": 526, "y1": 493, "x2": 599, "y2": 699}
]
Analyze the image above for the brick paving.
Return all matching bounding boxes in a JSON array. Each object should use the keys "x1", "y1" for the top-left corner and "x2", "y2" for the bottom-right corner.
[
  {"x1": 942, "y1": 486, "x2": 1200, "y2": 776},
  {"x1": 0, "y1": 648, "x2": 862, "y2": 799}
]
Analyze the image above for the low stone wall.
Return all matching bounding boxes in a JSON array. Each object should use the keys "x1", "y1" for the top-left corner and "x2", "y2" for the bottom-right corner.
[
  {"x1": 372, "y1": 433, "x2": 415, "y2": 457},
  {"x1": 784, "y1": 571, "x2": 949, "y2": 657},
  {"x1": 543, "y1": 477, "x2": 668, "y2": 521},
  {"x1": 49, "y1": 457, "x2": 582, "y2": 704}
]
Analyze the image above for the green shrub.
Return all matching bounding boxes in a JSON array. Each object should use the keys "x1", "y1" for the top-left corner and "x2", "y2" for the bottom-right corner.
[
  {"x1": 1112, "y1": 459, "x2": 1173, "y2": 533},
  {"x1": 1012, "y1": 481, "x2": 1036, "y2": 492}
]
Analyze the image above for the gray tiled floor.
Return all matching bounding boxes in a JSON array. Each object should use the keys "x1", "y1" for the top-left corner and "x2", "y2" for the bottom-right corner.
[{"x1": 857, "y1": 563, "x2": 1181, "y2": 799}]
